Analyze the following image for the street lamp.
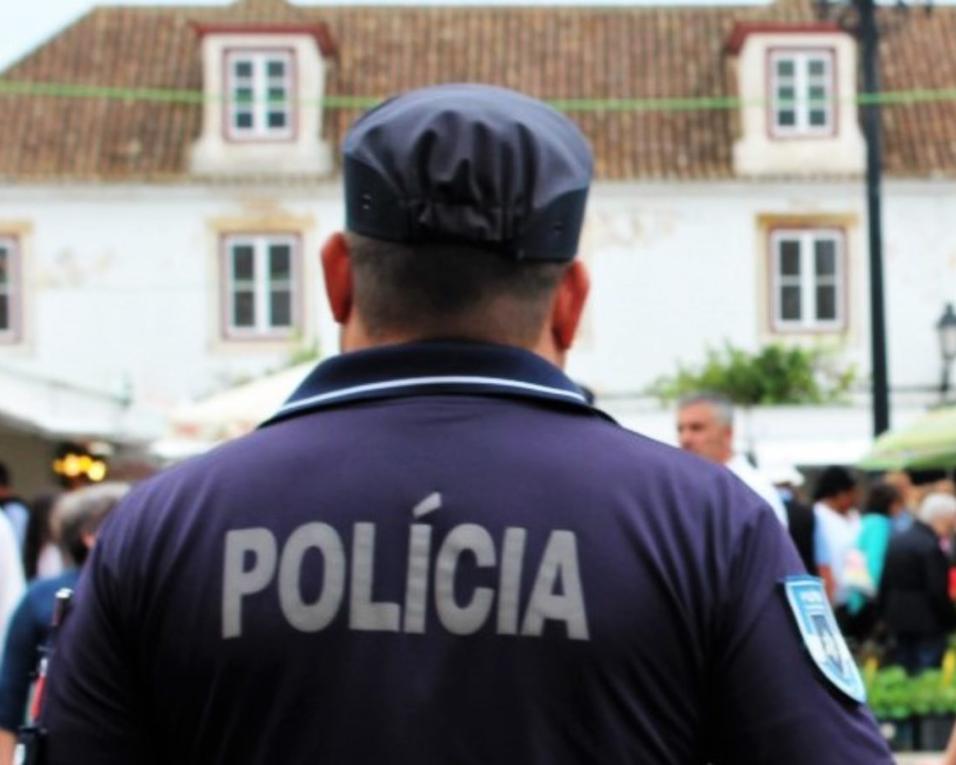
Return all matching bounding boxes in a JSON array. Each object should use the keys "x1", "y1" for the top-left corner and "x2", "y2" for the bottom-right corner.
[{"x1": 937, "y1": 303, "x2": 956, "y2": 401}]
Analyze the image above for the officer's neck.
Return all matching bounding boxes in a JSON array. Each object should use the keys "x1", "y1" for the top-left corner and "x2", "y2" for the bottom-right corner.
[{"x1": 339, "y1": 322, "x2": 566, "y2": 369}]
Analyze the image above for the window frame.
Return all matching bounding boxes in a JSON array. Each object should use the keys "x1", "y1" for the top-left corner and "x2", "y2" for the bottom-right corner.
[
  {"x1": 766, "y1": 47, "x2": 838, "y2": 140},
  {"x1": 220, "y1": 233, "x2": 301, "y2": 341},
  {"x1": 222, "y1": 47, "x2": 297, "y2": 143},
  {"x1": 769, "y1": 226, "x2": 847, "y2": 333},
  {"x1": 0, "y1": 236, "x2": 21, "y2": 344}
]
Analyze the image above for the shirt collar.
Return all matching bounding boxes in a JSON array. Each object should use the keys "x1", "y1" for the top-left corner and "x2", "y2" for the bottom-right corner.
[{"x1": 260, "y1": 340, "x2": 611, "y2": 428}]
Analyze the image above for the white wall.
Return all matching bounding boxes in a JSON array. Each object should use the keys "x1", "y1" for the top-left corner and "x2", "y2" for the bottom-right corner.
[
  {"x1": 0, "y1": 184, "x2": 342, "y2": 421},
  {"x1": 0, "y1": 177, "x2": 953, "y2": 429}
]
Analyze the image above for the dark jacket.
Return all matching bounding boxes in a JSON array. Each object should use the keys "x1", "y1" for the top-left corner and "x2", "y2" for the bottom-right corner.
[
  {"x1": 785, "y1": 499, "x2": 817, "y2": 574},
  {"x1": 879, "y1": 521, "x2": 956, "y2": 637}
]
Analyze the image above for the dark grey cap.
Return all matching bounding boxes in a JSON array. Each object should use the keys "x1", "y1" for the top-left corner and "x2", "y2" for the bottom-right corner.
[{"x1": 343, "y1": 83, "x2": 592, "y2": 262}]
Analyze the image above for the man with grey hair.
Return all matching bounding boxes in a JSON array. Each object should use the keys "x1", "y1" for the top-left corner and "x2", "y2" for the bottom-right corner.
[
  {"x1": 879, "y1": 491, "x2": 956, "y2": 674},
  {"x1": 676, "y1": 392, "x2": 788, "y2": 526},
  {"x1": 0, "y1": 482, "x2": 128, "y2": 765}
]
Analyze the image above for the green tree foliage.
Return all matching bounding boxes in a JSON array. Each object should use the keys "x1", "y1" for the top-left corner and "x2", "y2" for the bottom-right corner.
[{"x1": 648, "y1": 342, "x2": 856, "y2": 406}]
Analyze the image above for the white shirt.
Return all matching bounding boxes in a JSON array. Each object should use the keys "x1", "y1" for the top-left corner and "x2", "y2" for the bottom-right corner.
[
  {"x1": 813, "y1": 501, "x2": 861, "y2": 606},
  {"x1": 0, "y1": 513, "x2": 25, "y2": 661},
  {"x1": 725, "y1": 454, "x2": 789, "y2": 528}
]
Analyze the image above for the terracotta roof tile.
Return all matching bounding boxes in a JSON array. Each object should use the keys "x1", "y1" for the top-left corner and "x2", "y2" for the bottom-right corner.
[{"x1": 1, "y1": 0, "x2": 955, "y2": 182}]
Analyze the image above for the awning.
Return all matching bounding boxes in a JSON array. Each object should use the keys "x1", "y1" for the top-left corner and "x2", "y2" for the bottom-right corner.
[
  {"x1": 0, "y1": 363, "x2": 156, "y2": 444},
  {"x1": 857, "y1": 405, "x2": 956, "y2": 471},
  {"x1": 152, "y1": 362, "x2": 313, "y2": 460}
]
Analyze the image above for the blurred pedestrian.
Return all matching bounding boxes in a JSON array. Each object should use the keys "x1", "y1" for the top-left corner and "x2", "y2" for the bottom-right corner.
[
  {"x1": 812, "y1": 466, "x2": 860, "y2": 620},
  {"x1": 0, "y1": 465, "x2": 27, "y2": 557},
  {"x1": 878, "y1": 492, "x2": 956, "y2": 674},
  {"x1": 22, "y1": 490, "x2": 63, "y2": 581},
  {"x1": 676, "y1": 392, "x2": 788, "y2": 526},
  {"x1": 0, "y1": 518, "x2": 23, "y2": 665},
  {"x1": 883, "y1": 470, "x2": 918, "y2": 534},
  {"x1": 0, "y1": 482, "x2": 128, "y2": 765},
  {"x1": 844, "y1": 481, "x2": 904, "y2": 640}
]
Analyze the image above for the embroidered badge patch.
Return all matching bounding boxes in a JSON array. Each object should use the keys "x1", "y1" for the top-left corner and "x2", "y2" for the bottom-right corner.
[{"x1": 782, "y1": 575, "x2": 866, "y2": 703}]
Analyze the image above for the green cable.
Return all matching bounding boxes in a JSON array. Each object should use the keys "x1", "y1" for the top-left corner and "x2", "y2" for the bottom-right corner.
[{"x1": 1, "y1": 79, "x2": 956, "y2": 112}]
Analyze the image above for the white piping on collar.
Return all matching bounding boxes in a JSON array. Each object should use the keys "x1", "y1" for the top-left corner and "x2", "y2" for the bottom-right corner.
[{"x1": 276, "y1": 374, "x2": 587, "y2": 416}]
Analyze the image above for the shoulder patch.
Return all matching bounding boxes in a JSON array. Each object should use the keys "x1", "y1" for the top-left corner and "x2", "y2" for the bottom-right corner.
[{"x1": 781, "y1": 575, "x2": 866, "y2": 704}]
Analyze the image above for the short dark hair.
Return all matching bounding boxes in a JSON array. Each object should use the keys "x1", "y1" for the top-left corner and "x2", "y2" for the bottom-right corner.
[
  {"x1": 347, "y1": 233, "x2": 566, "y2": 345},
  {"x1": 862, "y1": 482, "x2": 902, "y2": 516},
  {"x1": 813, "y1": 466, "x2": 857, "y2": 502},
  {"x1": 0, "y1": 462, "x2": 10, "y2": 487}
]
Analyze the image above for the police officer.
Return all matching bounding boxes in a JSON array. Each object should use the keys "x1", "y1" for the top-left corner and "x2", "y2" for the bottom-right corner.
[{"x1": 41, "y1": 84, "x2": 891, "y2": 763}]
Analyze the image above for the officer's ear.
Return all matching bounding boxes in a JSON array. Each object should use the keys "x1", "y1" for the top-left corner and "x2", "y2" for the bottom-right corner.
[
  {"x1": 551, "y1": 259, "x2": 590, "y2": 351},
  {"x1": 321, "y1": 232, "x2": 354, "y2": 324}
]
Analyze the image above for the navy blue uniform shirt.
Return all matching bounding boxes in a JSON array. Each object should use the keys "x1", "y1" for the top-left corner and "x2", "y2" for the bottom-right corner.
[{"x1": 42, "y1": 342, "x2": 892, "y2": 764}]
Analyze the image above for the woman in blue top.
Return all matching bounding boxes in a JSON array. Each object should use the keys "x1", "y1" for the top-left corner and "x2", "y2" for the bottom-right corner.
[{"x1": 846, "y1": 482, "x2": 904, "y2": 638}]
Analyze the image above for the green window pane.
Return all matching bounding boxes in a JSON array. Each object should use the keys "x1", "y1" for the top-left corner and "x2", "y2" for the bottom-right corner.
[
  {"x1": 815, "y1": 239, "x2": 836, "y2": 275},
  {"x1": 809, "y1": 110, "x2": 828, "y2": 127},
  {"x1": 816, "y1": 286, "x2": 837, "y2": 320},
  {"x1": 267, "y1": 60, "x2": 286, "y2": 78},
  {"x1": 232, "y1": 245, "x2": 255, "y2": 280},
  {"x1": 776, "y1": 59, "x2": 795, "y2": 77},
  {"x1": 781, "y1": 286, "x2": 802, "y2": 321},
  {"x1": 234, "y1": 88, "x2": 254, "y2": 105},
  {"x1": 0, "y1": 295, "x2": 7, "y2": 330},
  {"x1": 780, "y1": 240, "x2": 801, "y2": 276},
  {"x1": 234, "y1": 61, "x2": 253, "y2": 78},
  {"x1": 777, "y1": 86, "x2": 796, "y2": 104},
  {"x1": 808, "y1": 85, "x2": 827, "y2": 104},
  {"x1": 808, "y1": 59, "x2": 826, "y2": 77},
  {"x1": 268, "y1": 112, "x2": 287, "y2": 128},
  {"x1": 267, "y1": 87, "x2": 286, "y2": 104},
  {"x1": 0, "y1": 250, "x2": 7, "y2": 285},
  {"x1": 270, "y1": 291, "x2": 292, "y2": 327},
  {"x1": 233, "y1": 291, "x2": 255, "y2": 328},
  {"x1": 234, "y1": 112, "x2": 253, "y2": 129},
  {"x1": 777, "y1": 110, "x2": 796, "y2": 127},
  {"x1": 269, "y1": 245, "x2": 291, "y2": 279}
]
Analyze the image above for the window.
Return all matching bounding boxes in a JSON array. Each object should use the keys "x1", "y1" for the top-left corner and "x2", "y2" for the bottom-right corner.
[
  {"x1": 769, "y1": 50, "x2": 835, "y2": 137},
  {"x1": 0, "y1": 237, "x2": 19, "y2": 342},
  {"x1": 223, "y1": 235, "x2": 298, "y2": 338},
  {"x1": 770, "y1": 229, "x2": 845, "y2": 331},
  {"x1": 225, "y1": 50, "x2": 294, "y2": 140}
]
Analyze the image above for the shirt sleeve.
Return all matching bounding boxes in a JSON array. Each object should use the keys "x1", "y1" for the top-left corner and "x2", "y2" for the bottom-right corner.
[
  {"x1": 707, "y1": 498, "x2": 893, "y2": 764},
  {"x1": 39, "y1": 513, "x2": 151, "y2": 764},
  {"x1": 0, "y1": 592, "x2": 40, "y2": 732}
]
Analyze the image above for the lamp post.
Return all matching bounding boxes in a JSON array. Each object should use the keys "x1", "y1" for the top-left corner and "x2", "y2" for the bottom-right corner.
[{"x1": 938, "y1": 303, "x2": 956, "y2": 402}]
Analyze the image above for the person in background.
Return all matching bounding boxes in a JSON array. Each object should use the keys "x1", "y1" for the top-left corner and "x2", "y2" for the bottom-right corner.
[
  {"x1": 771, "y1": 467, "x2": 818, "y2": 575},
  {"x1": 22, "y1": 490, "x2": 63, "y2": 581},
  {"x1": 0, "y1": 520, "x2": 23, "y2": 667},
  {"x1": 878, "y1": 492, "x2": 956, "y2": 675},
  {"x1": 0, "y1": 465, "x2": 28, "y2": 557},
  {"x1": 676, "y1": 392, "x2": 788, "y2": 527},
  {"x1": 0, "y1": 482, "x2": 129, "y2": 765},
  {"x1": 812, "y1": 466, "x2": 860, "y2": 623},
  {"x1": 883, "y1": 471, "x2": 918, "y2": 534},
  {"x1": 844, "y1": 482, "x2": 904, "y2": 640}
]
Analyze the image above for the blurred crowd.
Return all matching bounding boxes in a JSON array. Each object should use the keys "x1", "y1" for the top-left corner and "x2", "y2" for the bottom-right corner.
[
  {"x1": 676, "y1": 392, "x2": 956, "y2": 676},
  {"x1": 0, "y1": 397, "x2": 953, "y2": 758},
  {"x1": 0, "y1": 462, "x2": 129, "y2": 764}
]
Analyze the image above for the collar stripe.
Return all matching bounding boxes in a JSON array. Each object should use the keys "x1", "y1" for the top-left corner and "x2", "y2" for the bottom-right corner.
[{"x1": 277, "y1": 374, "x2": 587, "y2": 415}]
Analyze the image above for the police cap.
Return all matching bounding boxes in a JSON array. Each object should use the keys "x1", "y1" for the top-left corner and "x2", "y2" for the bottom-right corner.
[{"x1": 343, "y1": 83, "x2": 592, "y2": 262}]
